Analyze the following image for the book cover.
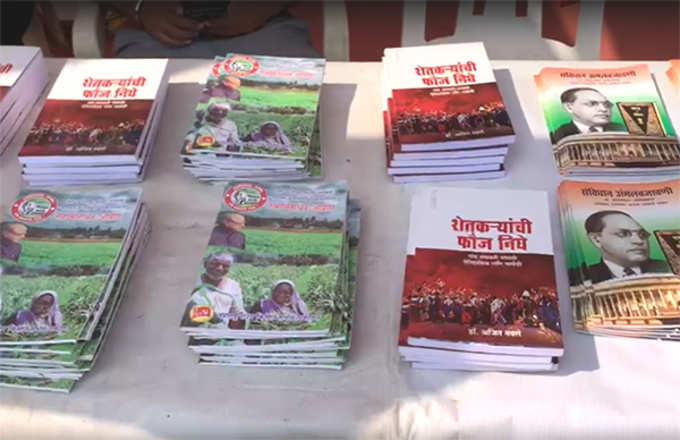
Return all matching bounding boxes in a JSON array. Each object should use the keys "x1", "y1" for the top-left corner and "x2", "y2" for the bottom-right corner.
[
  {"x1": 19, "y1": 59, "x2": 167, "y2": 158},
  {"x1": 0, "y1": 188, "x2": 141, "y2": 344},
  {"x1": 0, "y1": 46, "x2": 40, "y2": 102},
  {"x1": 181, "y1": 54, "x2": 324, "y2": 160},
  {"x1": 179, "y1": 181, "x2": 348, "y2": 335},
  {"x1": 558, "y1": 179, "x2": 680, "y2": 329},
  {"x1": 385, "y1": 43, "x2": 514, "y2": 149},
  {"x1": 0, "y1": 218, "x2": 147, "y2": 377},
  {"x1": 400, "y1": 187, "x2": 562, "y2": 349},
  {"x1": 535, "y1": 64, "x2": 680, "y2": 174}
]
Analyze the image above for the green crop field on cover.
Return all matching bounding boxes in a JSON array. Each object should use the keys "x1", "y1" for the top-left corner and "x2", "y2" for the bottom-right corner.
[
  {"x1": 242, "y1": 229, "x2": 342, "y2": 258},
  {"x1": 229, "y1": 110, "x2": 316, "y2": 156},
  {"x1": 0, "y1": 376, "x2": 73, "y2": 391},
  {"x1": 228, "y1": 262, "x2": 339, "y2": 331},
  {"x1": 240, "y1": 86, "x2": 320, "y2": 111},
  {"x1": 207, "y1": 229, "x2": 342, "y2": 259},
  {"x1": 17, "y1": 240, "x2": 121, "y2": 268},
  {"x1": 1, "y1": 274, "x2": 107, "y2": 341}
]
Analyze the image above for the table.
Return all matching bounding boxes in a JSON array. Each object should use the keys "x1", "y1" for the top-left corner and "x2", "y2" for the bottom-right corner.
[{"x1": 1, "y1": 59, "x2": 680, "y2": 440}]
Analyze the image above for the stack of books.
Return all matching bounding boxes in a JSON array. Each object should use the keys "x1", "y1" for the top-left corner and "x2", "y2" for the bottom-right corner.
[
  {"x1": 398, "y1": 187, "x2": 564, "y2": 371},
  {"x1": 18, "y1": 59, "x2": 169, "y2": 186},
  {"x1": 559, "y1": 179, "x2": 680, "y2": 340},
  {"x1": 381, "y1": 42, "x2": 515, "y2": 183},
  {"x1": 668, "y1": 59, "x2": 680, "y2": 96},
  {"x1": 0, "y1": 46, "x2": 48, "y2": 154},
  {"x1": 0, "y1": 188, "x2": 149, "y2": 392},
  {"x1": 535, "y1": 64, "x2": 680, "y2": 176},
  {"x1": 181, "y1": 54, "x2": 325, "y2": 182},
  {"x1": 180, "y1": 181, "x2": 360, "y2": 369}
]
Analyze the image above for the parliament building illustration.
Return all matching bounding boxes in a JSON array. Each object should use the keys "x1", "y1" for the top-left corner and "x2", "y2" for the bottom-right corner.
[
  {"x1": 571, "y1": 275, "x2": 680, "y2": 327},
  {"x1": 554, "y1": 134, "x2": 680, "y2": 174}
]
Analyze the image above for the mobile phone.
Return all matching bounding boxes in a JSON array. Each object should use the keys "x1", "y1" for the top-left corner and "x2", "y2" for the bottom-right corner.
[{"x1": 182, "y1": 1, "x2": 229, "y2": 21}]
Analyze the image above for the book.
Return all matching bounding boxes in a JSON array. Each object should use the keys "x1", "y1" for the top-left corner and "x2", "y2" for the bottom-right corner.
[
  {"x1": 391, "y1": 167, "x2": 506, "y2": 184},
  {"x1": 381, "y1": 42, "x2": 513, "y2": 182},
  {"x1": 384, "y1": 43, "x2": 515, "y2": 151},
  {"x1": 399, "y1": 187, "x2": 563, "y2": 371},
  {"x1": 558, "y1": 179, "x2": 680, "y2": 339},
  {"x1": 18, "y1": 58, "x2": 169, "y2": 185},
  {"x1": 0, "y1": 188, "x2": 150, "y2": 392},
  {"x1": 0, "y1": 46, "x2": 48, "y2": 154},
  {"x1": 180, "y1": 54, "x2": 325, "y2": 182},
  {"x1": 179, "y1": 182, "x2": 360, "y2": 368},
  {"x1": 535, "y1": 64, "x2": 680, "y2": 176}
]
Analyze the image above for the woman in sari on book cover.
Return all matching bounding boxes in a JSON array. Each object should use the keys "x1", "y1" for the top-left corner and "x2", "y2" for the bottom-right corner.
[
  {"x1": 249, "y1": 121, "x2": 292, "y2": 152},
  {"x1": 8, "y1": 291, "x2": 62, "y2": 332},
  {"x1": 251, "y1": 279, "x2": 309, "y2": 320}
]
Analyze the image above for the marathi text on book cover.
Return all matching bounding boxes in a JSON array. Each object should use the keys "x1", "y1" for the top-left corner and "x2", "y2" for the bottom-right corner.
[
  {"x1": 386, "y1": 43, "x2": 514, "y2": 146},
  {"x1": 19, "y1": 59, "x2": 167, "y2": 157},
  {"x1": 559, "y1": 179, "x2": 680, "y2": 328},
  {"x1": 0, "y1": 188, "x2": 141, "y2": 343},
  {"x1": 534, "y1": 64, "x2": 680, "y2": 173},
  {"x1": 400, "y1": 188, "x2": 562, "y2": 348},
  {"x1": 181, "y1": 54, "x2": 324, "y2": 160},
  {"x1": 179, "y1": 181, "x2": 348, "y2": 334}
]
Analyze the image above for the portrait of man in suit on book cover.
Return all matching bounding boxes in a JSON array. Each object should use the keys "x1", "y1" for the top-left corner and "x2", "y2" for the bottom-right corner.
[
  {"x1": 550, "y1": 87, "x2": 628, "y2": 144},
  {"x1": 585, "y1": 210, "x2": 670, "y2": 283}
]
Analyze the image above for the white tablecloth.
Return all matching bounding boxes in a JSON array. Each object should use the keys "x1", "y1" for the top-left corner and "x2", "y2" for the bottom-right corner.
[{"x1": 1, "y1": 59, "x2": 680, "y2": 440}]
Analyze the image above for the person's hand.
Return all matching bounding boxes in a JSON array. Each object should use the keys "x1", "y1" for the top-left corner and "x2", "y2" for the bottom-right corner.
[
  {"x1": 138, "y1": 1, "x2": 203, "y2": 47},
  {"x1": 203, "y1": 2, "x2": 288, "y2": 38}
]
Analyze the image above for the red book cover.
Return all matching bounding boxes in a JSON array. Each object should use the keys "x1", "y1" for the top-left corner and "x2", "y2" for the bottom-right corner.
[
  {"x1": 399, "y1": 187, "x2": 563, "y2": 350},
  {"x1": 19, "y1": 59, "x2": 167, "y2": 158},
  {"x1": 384, "y1": 43, "x2": 514, "y2": 151}
]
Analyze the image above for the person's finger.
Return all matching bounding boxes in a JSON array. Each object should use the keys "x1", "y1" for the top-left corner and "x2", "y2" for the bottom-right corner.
[{"x1": 203, "y1": 17, "x2": 229, "y2": 32}]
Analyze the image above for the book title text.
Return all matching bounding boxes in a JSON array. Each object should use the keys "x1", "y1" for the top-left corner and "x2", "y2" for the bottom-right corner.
[
  {"x1": 451, "y1": 216, "x2": 533, "y2": 251},
  {"x1": 415, "y1": 61, "x2": 477, "y2": 86},
  {"x1": 82, "y1": 77, "x2": 146, "y2": 99}
]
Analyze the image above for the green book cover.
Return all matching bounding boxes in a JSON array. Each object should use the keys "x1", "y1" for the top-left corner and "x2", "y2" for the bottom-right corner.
[
  {"x1": 1, "y1": 188, "x2": 140, "y2": 344},
  {"x1": 180, "y1": 181, "x2": 348, "y2": 335},
  {"x1": 182, "y1": 54, "x2": 324, "y2": 161}
]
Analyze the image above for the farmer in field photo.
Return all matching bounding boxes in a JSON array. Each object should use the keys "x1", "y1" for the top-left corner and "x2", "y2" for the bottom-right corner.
[
  {"x1": 183, "y1": 102, "x2": 240, "y2": 152},
  {"x1": 248, "y1": 121, "x2": 292, "y2": 152},
  {"x1": 250, "y1": 279, "x2": 310, "y2": 321},
  {"x1": 201, "y1": 74, "x2": 242, "y2": 102},
  {"x1": 182, "y1": 252, "x2": 246, "y2": 328},
  {"x1": 0, "y1": 222, "x2": 28, "y2": 262},
  {"x1": 208, "y1": 213, "x2": 246, "y2": 249},
  {"x1": 6, "y1": 291, "x2": 62, "y2": 332}
]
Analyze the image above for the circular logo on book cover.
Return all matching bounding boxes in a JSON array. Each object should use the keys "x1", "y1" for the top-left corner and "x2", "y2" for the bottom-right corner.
[
  {"x1": 222, "y1": 56, "x2": 260, "y2": 77},
  {"x1": 10, "y1": 193, "x2": 57, "y2": 223},
  {"x1": 224, "y1": 183, "x2": 267, "y2": 212}
]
